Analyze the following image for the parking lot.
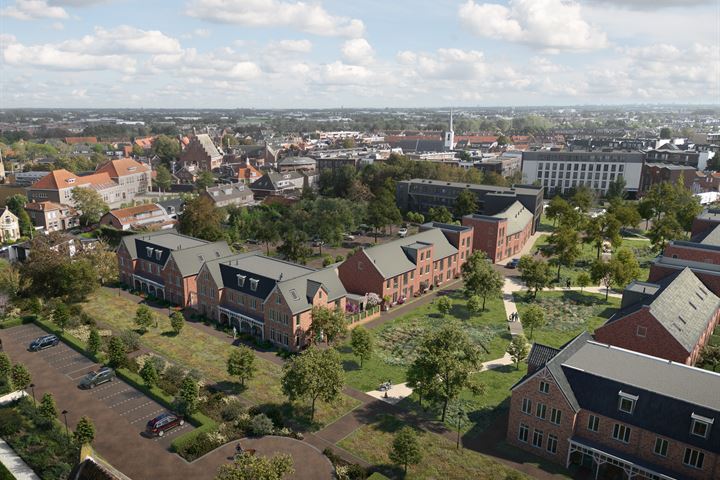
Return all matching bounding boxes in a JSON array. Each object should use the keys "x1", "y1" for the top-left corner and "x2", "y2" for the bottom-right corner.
[{"x1": 0, "y1": 323, "x2": 203, "y2": 479}]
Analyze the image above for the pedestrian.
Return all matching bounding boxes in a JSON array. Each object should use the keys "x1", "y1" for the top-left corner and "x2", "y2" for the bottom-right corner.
[{"x1": 566, "y1": 278, "x2": 571, "y2": 289}]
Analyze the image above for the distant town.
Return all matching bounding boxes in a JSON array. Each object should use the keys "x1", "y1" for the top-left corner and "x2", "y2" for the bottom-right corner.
[{"x1": 0, "y1": 104, "x2": 717, "y2": 480}]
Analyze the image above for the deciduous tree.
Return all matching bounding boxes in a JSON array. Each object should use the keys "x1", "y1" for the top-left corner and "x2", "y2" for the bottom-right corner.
[
  {"x1": 506, "y1": 335, "x2": 530, "y2": 370},
  {"x1": 435, "y1": 296, "x2": 452, "y2": 316},
  {"x1": 53, "y1": 302, "x2": 70, "y2": 332},
  {"x1": 520, "y1": 305, "x2": 544, "y2": 339},
  {"x1": 309, "y1": 306, "x2": 346, "y2": 345},
  {"x1": 281, "y1": 348, "x2": 344, "y2": 421},
  {"x1": 178, "y1": 376, "x2": 200, "y2": 415},
  {"x1": 87, "y1": 327, "x2": 101, "y2": 355},
  {"x1": 517, "y1": 255, "x2": 552, "y2": 298},
  {"x1": 154, "y1": 165, "x2": 173, "y2": 191},
  {"x1": 350, "y1": 327, "x2": 373, "y2": 368},
  {"x1": 548, "y1": 225, "x2": 581, "y2": 281},
  {"x1": 428, "y1": 206, "x2": 453, "y2": 224},
  {"x1": 453, "y1": 189, "x2": 478, "y2": 218},
  {"x1": 170, "y1": 311, "x2": 184, "y2": 335},
  {"x1": 389, "y1": 426, "x2": 422, "y2": 475},
  {"x1": 227, "y1": 346, "x2": 256, "y2": 388},
  {"x1": 107, "y1": 336, "x2": 127, "y2": 368},
  {"x1": 178, "y1": 196, "x2": 224, "y2": 241},
  {"x1": 461, "y1": 251, "x2": 503, "y2": 310},
  {"x1": 71, "y1": 187, "x2": 109, "y2": 226},
  {"x1": 140, "y1": 360, "x2": 159, "y2": 388},
  {"x1": 577, "y1": 272, "x2": 591, "y2": 293},
  {"x1": 134, "y1": 305, "x2": 154, "y2": 334}
]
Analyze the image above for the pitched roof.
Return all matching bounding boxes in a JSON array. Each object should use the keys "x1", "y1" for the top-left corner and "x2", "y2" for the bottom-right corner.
[
  {"x1": 24, "y1": 201, "x2": 64, "y2": 212},
  {"x1": 64, "y1": 136, "x2": 97, "y2": 144},
  {"x1": 237, "y1": 164, "x2": 262, "y2": 181},
  {"x1": 608, "y1": 268, "x2": 720, "y2": 352},
  {"x1": 95, "y1": 158, "x2": 150, "y2": 178},
  {"x1": 202, "y1": 183, "x2": 254, "y2": 203},
  {"x1": 30, "y1": 169, "x2": 115, "y2": 191},
  {"x1": 277, "y1": 266, "x2": 347, "y2": 315},
  {"x1": 170, "y1": 241, "x2": 232, "y2": 277},
  {"x1": 698, "y1": 224, "x2": 720, "y2": 246},
  {"x1": 527, "y1": 343, "x2": 560, "y2": 371},
  {"x1": 250, "y1": 171, "x2": 305, "y2": 191},
  {"x1": 120, "y1": 230, "x2": 206, "y2": 260},
  {"x1": 104, "y1": 204, "x2": 166, "y2": 226},
  {"x1": 494, "y1": 201, "x2": 533, "y2": 235},
  {"x1": 195, "y1": 134, "x2": 223, "y2": 159},
  {"x1": 361, "y1": 228, "x2": 458, "y2": 279}
]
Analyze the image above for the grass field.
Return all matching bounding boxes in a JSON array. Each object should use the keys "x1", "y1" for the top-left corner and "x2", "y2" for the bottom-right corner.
[
  {"x1": 338, "y1": 291, "x2": 509, "y2": 393},
  {"x1": 513, "y1": 290, "x2": 620, "y2": 348},
  {"x1": 338, "y1": 413, "x2": 530, "y2": 480},
  {"x1": 82, "y1": 289, "x2": 360, "y2": 429},
  {"x1": 530, "y1": 235, "x2": 654, "y2": 286}
]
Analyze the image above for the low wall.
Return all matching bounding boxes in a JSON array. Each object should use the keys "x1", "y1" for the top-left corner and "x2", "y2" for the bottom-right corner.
[{"x1": 0, "y1": 390, "x2": 27, "y2": 406}]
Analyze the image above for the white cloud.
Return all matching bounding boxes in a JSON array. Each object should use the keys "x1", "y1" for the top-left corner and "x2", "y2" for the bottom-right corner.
[
  {"x1": 49, "y1": 0, "x2": 111, "y2": 5},
  {"x1": 583, "y1": 0, "x2": 713, "y2": 9},
  {"x1": 529, "y1": 56, "x2": 566, "y2": 73},
  {"x1": 266, "y1": 39, "x2": 312, "y2": 54},
  {"x1": 397, "y1": 48, "x2": 487, "y2": 80},
  {"x1": 1, "y1": 0, "x2": 68, "y2": 20},
  {"x1": 148, "y1": 48, "x2": 261, "y2": 80},
  {"x1": 62, "y1": 26, "x2": 182, "y2": 54},
  {"x1": 185, "y1": 0, "x2": 364, "y2": 38},
  {"x1": 320, "y1": 61, "x2": 374, "y2": 85},
  {"x1": 3, "y1": 43, "x2": 136, "y2": 73},
  {"x1": 459, "y1": 0, "x2": 608, "y2": 51},
  {"x1": 341, "y1": 38, "x2": 373, "y2": 64}
]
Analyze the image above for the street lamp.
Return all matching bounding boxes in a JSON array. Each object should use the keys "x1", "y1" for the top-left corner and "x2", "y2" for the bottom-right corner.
[
  {"x1": 61, "y1": 410, "x2": 70, "y2": 443},
  {"x1": 29, "y1": 383, "x2": 36, "y2": 407},
  {"x1": 456, "y1": 408, "x2": 465, "y2": 450}
]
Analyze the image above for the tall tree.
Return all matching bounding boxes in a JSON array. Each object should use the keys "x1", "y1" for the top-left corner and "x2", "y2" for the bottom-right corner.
[
  {"x1": 6, "y1": 194, "x2": 33, "y2": 237},
  {"x1": 152, "y1": 135, "x2": 180, "y2": 165},
  {"x1": 39, "y1": 392, "x2": 58, "y2": 421},
  {"x1": 53, "y1": 302, "x2": 70, "y2": 332},
  {"x1": 570, "y1": 185, "x2": 594, "y2": 212},
  {"x1": 584, "y1": 214, "x2": 622, "y2": 259},
  {"x1": 408, "y1": 321, "x2": 483, "y2": 422},
  {"x1": 87, "y1": 327, "x2": 101, "y2": 355},
  {"x1": 154, "y1": 165, "x2": 173, "y2": 191},
  {"x1": 548, "y1": 225, "x2": 581, "y2": 281},
  {"x1": 637, "y1": 198, "x2": 655, "y2": 230},
  {"x1": 134, "y1": 305, "x2": 154, "y2": 334},
  {"x1": 140, "y1": 360, "x2": 159, "y2": 388},
  {"x1": 366, "y1": 188, "x2": 402, "y2": 242},
  {"x1": 281, "y1": 348, "x2": 344, "y2": 421},
  {"x1": 545, "y1": 196, "x2": 571, "y2": 227},
  {"x1": 609, "y1": 247, "x2": 641, "y2": 289},
  {"x1": 461, "y1": 251, "x2": 503, "y2": 310},
  {"x1": 428, "y1": 206, "x2": 453, "y2": 224},
  {"x1": 72, "y1": 187, "x2": 109, "y2": 226},
  {"x1": 453, "y1": 189, "x2": 478, "y2": 218},
  {"x1": 178, "y1": 376, "x2": 200, "y2": 415},
  {"x1": 350, "y1": 326, "x2": 373, "y2": 368},
  {"x1": 606, "y1": 177, "x2": 627, "y2": 200},
  {"x1": 517, "y1": 255, "x2": 552, "y2": 298},
  {"x1": 107, "y1": 336, "x2": 127, "y2": 368},
  {"x1": 74, "y1": 416, "x2": 96, "y2": 446},
  {"x1": 276, "y1": 227, "x2": 312, "y2": 264},
  {"x1": 389, "y1": 426, "x2": 422, "y2": 475},
  {"x1": 227, "y1": 346, "x2": 257, "y2": 388},
  {"x1": 10, "y1": 363, "x2": 31, "y2": 390},
  {"x1": 178, "y1": 196, "x2": 224, "y2": 241},
  {"x1": 196, "y1": 171, "x2": 215, "y2": 190},
  {"x1": 648, "y1": 215, "x2": 684, "y2": 252}
]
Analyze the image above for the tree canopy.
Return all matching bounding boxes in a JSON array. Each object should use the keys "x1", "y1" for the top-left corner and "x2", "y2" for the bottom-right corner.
[{"x1": 281, "y1": 347, "x2": 344, "y2": 421}]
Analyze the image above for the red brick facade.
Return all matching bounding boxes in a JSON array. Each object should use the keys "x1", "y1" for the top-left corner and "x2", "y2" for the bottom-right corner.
[
  {"x1": 663, "y1": 243, "x2": 720, "y2": 265},
  {"x1": 462, "y1": 214, "x2": 533, "y2": 263}
]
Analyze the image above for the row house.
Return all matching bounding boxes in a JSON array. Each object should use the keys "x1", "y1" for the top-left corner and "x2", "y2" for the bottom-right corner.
[
  {"x1": 200, "y1": 183, "x2": 254, "y2": 208},
  {"x1": 338, "y1": 226, "x2": 473, "y2": 303},
  {"x1": 508, "y1": 333, "x2": 720, "y2": 480},
  {"x1": 24, "y1": 201, "x2": 79, "y2": 232},
  {"x1": 462, "y1": 201, "x2": 534, "y2": 263},
  {"x1": 250, "y1": 171, "x2": 317, "y2": 198},
  {"x1": 180, "y1": 134, "x2": 223, "y2": 172},
  {"x1": 594, "y1": 268, "x2": 720, "y2": 366},
  {"x1": 196, "y1": 253, "x2": 346, "y2": 351},
  {"x1": 117, "y1": 230, "x2": 231, "y2": 307}
]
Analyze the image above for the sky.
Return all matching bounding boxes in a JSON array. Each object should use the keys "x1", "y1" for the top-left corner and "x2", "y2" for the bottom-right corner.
[{"x1": 0, "y1": 0, "x2": 718, "y2": 108}]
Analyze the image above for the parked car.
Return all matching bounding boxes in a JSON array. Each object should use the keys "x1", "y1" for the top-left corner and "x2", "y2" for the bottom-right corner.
[
  {"x1": 145, "y1": 413, "x2": 184, "y2": 437},
  {"x1": 312, "y1": 237, "x2": 325, "y2": 247},
  {"x1": 343, "y1": 233, "x2": 356, "y2": 241},
  {"x1": 398, "y1": 228, "x2": 408, "y2": 238},
  {"x1": 507, "y1": 258, "x2": 520, "y2": 269},
  {"x1": 245, "y1": 238, "x2": 260, "y2": 245},
  {"x1": 28, "y1": 335, "x2": 59, "y2": 352},
  {"x1": 78, "y1": 367, "x2": 115, "y2": 389}
]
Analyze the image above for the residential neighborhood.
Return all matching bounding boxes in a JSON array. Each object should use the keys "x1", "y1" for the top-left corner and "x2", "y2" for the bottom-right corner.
[{"x1": 0, "y1": 1, "x2": 719, "y2": 480}]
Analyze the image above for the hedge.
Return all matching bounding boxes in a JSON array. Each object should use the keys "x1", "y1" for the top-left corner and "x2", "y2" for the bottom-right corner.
[
  {"x1": 0, "y1": 315, "x2": 35, "y2": 329},
  {"x1": 33, "y1": 316, "x2": 104, "y2": 363}
]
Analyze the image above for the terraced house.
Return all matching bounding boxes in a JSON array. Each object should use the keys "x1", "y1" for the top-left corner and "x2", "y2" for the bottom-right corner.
[
  {"x1": 117, "y1": 230, "x2": 231, "y2": 307},
  {"x1": 508, "y1": 333, "x2": 720, "y2": 480},
  {"x1": 339, "y1": 225, "x2": 473, "y2": 303},
  {"x1": 196, "y1": 253, "x2": 346, "y2": 351},
  {"x1": 595, "y1": 268, "x2": 720, "y2": 366}
]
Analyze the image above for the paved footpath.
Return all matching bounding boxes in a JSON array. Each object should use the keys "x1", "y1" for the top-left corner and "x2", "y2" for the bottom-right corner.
[{"x1": 0, "y1": 438, "x2": 40, "y2": 480}]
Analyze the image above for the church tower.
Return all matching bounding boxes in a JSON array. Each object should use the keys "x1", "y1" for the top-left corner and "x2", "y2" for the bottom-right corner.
[{"x1": 444, "y1": 108, "x2": 455, "y2": 150}]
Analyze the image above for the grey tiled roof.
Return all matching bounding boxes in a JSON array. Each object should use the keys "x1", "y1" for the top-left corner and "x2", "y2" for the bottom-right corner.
[
  {"x1": 170, "y1": 241, "x2": 233, "y2": 277},
  {"x1": 527, "y1": 343, "x2": 560, "y2": 371},
  {"x1": 699, "y1": 224, "x2": 720, "y2": 246},
  {"x1": 196, "y1": 134, "x2": 223, "y2": 159},
  {"x1": 362, "y1": 228, "x2": 458, "y2": 279},
  {"x1": 493, "y1": 201, "x2": 533, "y2": 235},
  {"x1": 277, "y1": 267, "x2": 347, "y2": 315},
  {"x1": 278, "y1": 156, "x2": 316, "y2": 166},
  {"x1": 121, "y1": 230, "x2": 205, "y2": 259}
]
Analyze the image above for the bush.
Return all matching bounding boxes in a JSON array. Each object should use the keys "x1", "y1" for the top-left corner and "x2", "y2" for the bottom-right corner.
[
  {"x1": 220, "y1": 399, "x2": 246, "y2": 422},
  {"x1": 0, "y1": 409, "x2": 21, "y2": 436},
  {"x1": 335, "y1": 254, "x2": 345, "y2": 263},
  {"x1": 119, "y1": 329, "x2": 141, "y2": 352},
  {"x1": 249, "y1": 413, "x2": 274, "y2": 436},
  {"x1": 146, "y1": 355, "x2": 166, "y2": 374},
  {"x1": 249, "y1": 404, "x2": 283, "y2": 427},
  {"x1": 322, "y1": 255, "x2": 334, "y2": 267},
  {"x1": 345, "y1": 464, "x2": 367, "y2": 480}
]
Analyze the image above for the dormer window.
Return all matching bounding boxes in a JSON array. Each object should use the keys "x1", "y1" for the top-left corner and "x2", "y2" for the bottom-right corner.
[
  {"x1": 250, "y1": 278, "x2": 259, "y2": 291},
  {"x1": 237, "y1": 274, "x2": 246, "y2": 287},
  {"x1": 155, "y1": 250, "x2": 162, "y2": 260},
  {"x1": 691, "y1": 413, "x2": 713, "y2": 439},
  {"x1": 66, "y1": 178, "x2": 76, "y2": 184},
  {"x1": 146, "y1": 247, "x2": 154, "y2": 257},
  {"x1": 618, "y1": 391, "x2": 638, "y2": 414}
]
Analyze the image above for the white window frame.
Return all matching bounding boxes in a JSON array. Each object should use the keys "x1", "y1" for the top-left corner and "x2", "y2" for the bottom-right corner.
[
  {"x1": 618, "y1": 391, "x2": 638, "y2": 414},
  {"x1": 521, "y1": 398, "x2": 531, "y2": 415},
  {"x1": 588, "y1": 415, "x2": 599, "y2": 432},
  {"x1": 683, "y1": 448, "x2": 704, "y2": 469},
  {"x1": 653, "y1": 437, "x2": 668, "y2": 457},
  {"x1": 690, "y1": 413, "x2": 713, "y2": 439},
  {"x1": 612, "y1": 423, "x2": 631, "y2": 444}
]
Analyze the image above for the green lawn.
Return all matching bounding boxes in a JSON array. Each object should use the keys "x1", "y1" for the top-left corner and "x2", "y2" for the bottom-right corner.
[
  {"x1": 513, "y1": 290, "x2": 620, "y2": 348},
  {"x1": 531, "y1": 235, "x2": 654, "y2": 286},
  {"x1": 338, "y1": 291, "x2": 510, "y2": 392},
  {"x1": 338, "y1": 414, "x2": 530, "y2": 480},
  {"x1": 82, "y1": 289, "x2": 360, "y2": 429}
]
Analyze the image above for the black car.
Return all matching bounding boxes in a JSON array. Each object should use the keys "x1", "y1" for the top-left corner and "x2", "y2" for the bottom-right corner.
[
  {"x1": 146, "y1": 413, "x2": 184, "y2": 437},
  {"x1": 28, "y1": 335, "x2": 59, "y2": 352},
  {"x1": 78, "y1": 367, "x2": 115, "y2": 389},
  {"x1": 507, "y1": 258, "x2": 520, "y2": 269}
]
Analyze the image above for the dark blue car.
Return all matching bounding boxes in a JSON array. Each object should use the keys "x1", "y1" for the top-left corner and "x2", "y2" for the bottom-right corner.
[{"x1": 28, "y1": 335, "x2": 59, "y2": 352}]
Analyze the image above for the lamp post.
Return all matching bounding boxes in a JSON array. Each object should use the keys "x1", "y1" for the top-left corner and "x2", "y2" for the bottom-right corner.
[
  {"x1": 61, "y1": 410, "x2": 70, "y2": 443},
  {"x1": 29, "y1": 383, "x2": 36, "y2": 407},
  {"x1": 456, "y1": 408, "x2": 464, "y2": 451}
]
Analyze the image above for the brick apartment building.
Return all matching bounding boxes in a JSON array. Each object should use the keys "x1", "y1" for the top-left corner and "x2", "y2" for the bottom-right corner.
[
  {"x1": 461, "y1": 201, "x2": 534, "y2": 263},
  {"x1": 196, "y1": 253, "x2": 346, "y2": 351},
  {"x1": 395, "y1": 178, "x2": 544, "y2": 232},
  {"x1": 117, "y1": 230, "x2": 231, "y2": 307},
  {"x1": 338, "y1": 225, "x2": 473, "y2": 303},
  {"x1": 594, "y1": 268, "x2": 720, "y2": 365},
  {"x1": 691, "y1": 209, "x2": 720, "y2": 238},
  {"x1": 508, "y1": 333, "x2": 720, "y2": 480},
  {"x1": 24, "y1": 201, "x2": 79, "y2": 232},
  {"x1": 180, "y1": 134, "x2": 223, "y2": 172},
  {"x1": 28, "y1": 158, "x2": 150, "y2": 208}
]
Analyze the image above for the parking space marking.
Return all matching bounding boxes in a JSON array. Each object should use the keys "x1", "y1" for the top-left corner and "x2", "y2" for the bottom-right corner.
[
  {"x1": 65, "y1": 364, "x2": 97, "y2": 377},
  {"x1": 56, "y1": 357, "x2": 91, "y2": 369},
  {"x1": 41, "y1": 351, "x2": 78, "y2": 362},
  {"x1": 87, "y1": 382, "x2": 120, "y2": 394},
  {"x1": 97, "y1": 386, "x2": 132, "y2": 400},
  {"x1": 110, "y1": 392, "x2": 144, "y2": 409},
  {"x1": 129, "y1": 408, "x2": 164, "y2": 424},
  {"x1": 119, "y1": 400, "x2": 153, "y2": 416}
]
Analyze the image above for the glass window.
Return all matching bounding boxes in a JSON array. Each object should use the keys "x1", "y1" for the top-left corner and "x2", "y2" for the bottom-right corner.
[
  {"x1": 518, "y1": 423, "x2": 529, "y2": 443},
  {"x1": 618, "y1": 392, "x2": 637, "y2": 414},
  {"x1": 535, "y1": 403, "x2": 546, "y2": 420},
  {"x1": 654, "y1": 438, "x2": 668, "y2": 457},
  {"x1": 691, "y1": 416, "x2": 711, "y2": 438},
  {"x1": 550, "y1": 408, "x2": 562, "y2": 425},
  {"x1": 683, "y1": 448, "x2": 704, "y2": 469},
  {"x1": 612, "y1": 423, "x2": 631, "y2": 443},
  {"x1": 539, "y1": 381, "x2": 549, "y2": 394},
  {"x1": 521, "y1": 398, "x2": 531, "y2": 414},
  {"x1": 547, "y1": 434, "x2": 558, "y2": 454},
  {"x1": 588, "y1": 415, "x2": 600, "y2": 432},
  {"x1": 532, "y1": 429, "x2": 543, "y2": 448}
]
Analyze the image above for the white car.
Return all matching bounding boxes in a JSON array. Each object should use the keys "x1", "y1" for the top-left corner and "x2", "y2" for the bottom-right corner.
[
  {"x1": 398, "y1": 228, "x2": 408, "y2": 237},
  {"x1": 344, "y1": 234, "x2": 356, "y2": 241}
]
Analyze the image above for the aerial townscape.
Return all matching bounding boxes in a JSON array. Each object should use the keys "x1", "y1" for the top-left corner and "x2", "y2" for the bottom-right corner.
[{"x1": 0, "y1": 1, "x2": 718, "y2": 480}]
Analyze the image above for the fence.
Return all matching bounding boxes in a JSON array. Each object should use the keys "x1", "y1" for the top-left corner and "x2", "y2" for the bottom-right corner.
[{"x1": 346, "y1": 305, "x2": 381, "y2": 325}]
